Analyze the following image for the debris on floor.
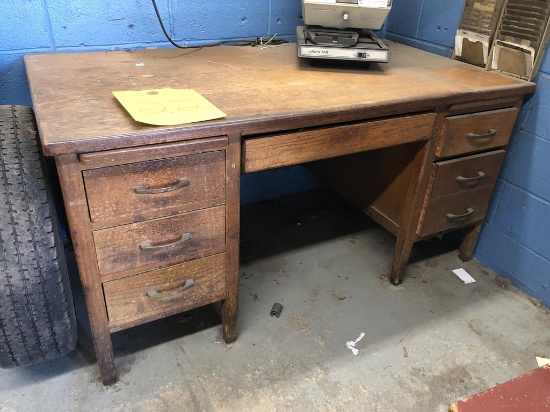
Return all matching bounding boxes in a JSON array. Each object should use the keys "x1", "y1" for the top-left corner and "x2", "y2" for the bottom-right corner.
[
  {"x1": 346, "y1": 332, "x2": 365, "y2": 355},
  {"x1": 453, "y1": 268, "x2": 476, "y2": 284},
  {"x1": 270, "y1": 302, "x2": 283, "y2": 318},
  {"x1": 536, "y1": 356, "x2": 550, "y2": 367}
]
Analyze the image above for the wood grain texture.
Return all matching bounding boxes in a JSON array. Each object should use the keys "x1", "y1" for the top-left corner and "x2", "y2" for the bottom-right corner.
[
  {"x1": 24, "y1": 43, "x2": 535, "y2": 156},
  {"x1": 459, "y1": 224, "x2": 483, "y2": 262},
  {"x1": 93, "y1": 206, "x2": 226, "y2": 277},
  {"x1": 84, "y1": 150, "x2": 226, "y2": 222},
  {"x1": 387, "y1": 111, "x2": 444, "y2": 285},
  {"x1": 243, "y1": 113, "x2": 435, "y2": 173},
  {"x1": 437, "y1": 107, "x2": 519, "y2": 158},
  {"x1": 222, "y1": 134, "x2": 241, "y2": 343},
  {"x1": 446, "y1": 96, "x2": 521, "y2": 115},
  {"x1": 307, "y1": 141, "x2": 423, "y2": 234},
  {"x1": 430, "y1": 150, "x2": 506, "y2": 199},
  {"x1": 104, "y1": 253, "x2": 227, "y2": 331},
  {"x1": 55, "y1": 154, "x2": 116, "y2": 383},
  {"x1": 79, "y1": 136, "x2": 227, "y2": 167},
  {"x1": 419, "y1": 185, "x2": 494, "y2": 236}
]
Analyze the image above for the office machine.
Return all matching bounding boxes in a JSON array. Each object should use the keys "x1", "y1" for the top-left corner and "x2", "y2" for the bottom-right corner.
[{"x1": 297, "y1": 0, "x2": 392, "y2": 63}]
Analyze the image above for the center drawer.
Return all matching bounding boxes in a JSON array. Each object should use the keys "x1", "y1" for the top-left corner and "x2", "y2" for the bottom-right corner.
[
  {"x1": 242, "y1": 113, "x2": 436, "y2": 173},
  {"x1": 93, "y1": 206, "x2": 226, "y2": 277}
]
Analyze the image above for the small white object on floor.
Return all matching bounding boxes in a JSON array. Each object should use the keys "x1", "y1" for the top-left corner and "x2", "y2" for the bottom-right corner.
[
  {"x1": 452, "y1": 268, "x2": 476, "y2": 284},
  {"x1": 346, "y1": 332, "x2": 366, "y2": 355},
  {"x1": 536, "y1": 356, "x2": 550, "y2": 367}
]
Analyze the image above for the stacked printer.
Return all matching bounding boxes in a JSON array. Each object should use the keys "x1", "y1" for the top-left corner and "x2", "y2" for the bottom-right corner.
[{"x1": 297, "y1": 0, "x2": 392, "y2": 63}]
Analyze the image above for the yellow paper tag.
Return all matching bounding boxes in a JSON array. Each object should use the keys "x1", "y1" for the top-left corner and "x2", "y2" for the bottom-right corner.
[{"x1": 112, "y1": 88, "x2": 226, "y2": 126}]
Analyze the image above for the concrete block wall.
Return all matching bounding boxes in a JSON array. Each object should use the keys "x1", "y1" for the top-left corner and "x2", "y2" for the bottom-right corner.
[
  {"x1": 387, "y1": 1, "x2": 550, "y2": 307},
  {"x1": 385, "y1": 0, "x2": 466, "y2": 56},
  {"x1": 0, "y1": 0, "x2": 303, "y2": 106}
]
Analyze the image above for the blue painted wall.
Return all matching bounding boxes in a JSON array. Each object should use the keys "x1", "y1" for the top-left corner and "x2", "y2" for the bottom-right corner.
[
  {"x1": 386, "y1": 0, "x2": 466, "y2": 56},
  {"x1": 0, "y1": 0, "x2": 303, "y2": 106},
  {"x1": 0, "y1": 0, "x2": 317, "y2": 203},
  {"x1": 1, "y1": 1, "x2": 548, "y2": 305},
  {"x1": 387, "y1": 1, "x2": 550, "y2": 307}
]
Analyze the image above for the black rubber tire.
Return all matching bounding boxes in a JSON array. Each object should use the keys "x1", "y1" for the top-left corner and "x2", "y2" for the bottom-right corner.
[{"x1": 0, "y1": 105, "x2": 77, "y2": 368}]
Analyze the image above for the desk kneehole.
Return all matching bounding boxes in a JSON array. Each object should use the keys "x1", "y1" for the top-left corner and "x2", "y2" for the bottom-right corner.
[{"x1": 242, "y1": 113, "x2": 436, "y2": 173}]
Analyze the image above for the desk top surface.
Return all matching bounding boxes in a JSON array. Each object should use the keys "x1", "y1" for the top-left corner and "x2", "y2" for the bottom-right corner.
[{"x1": 25, "y1": 42, "x2": 535, "y2": 155}]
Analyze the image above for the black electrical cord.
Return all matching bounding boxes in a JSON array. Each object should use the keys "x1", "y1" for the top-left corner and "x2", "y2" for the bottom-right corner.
[
  {"x1": 151, "y1": 0, "x2": 290, "y2": 48},
  {"x1": 151, "y1": 0, "x2": 193, "y2": 49}
]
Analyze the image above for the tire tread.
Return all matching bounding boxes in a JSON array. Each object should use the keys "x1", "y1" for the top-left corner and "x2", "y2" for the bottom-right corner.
[{"x1": 0, "y1": 105, "x2": 77, "y2": 368}]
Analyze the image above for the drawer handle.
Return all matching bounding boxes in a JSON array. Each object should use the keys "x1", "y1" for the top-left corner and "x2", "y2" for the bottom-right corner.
[
  {"x1": 140, "y1": 232, "x2": 192, "y2": 251},
  {"x1": 456, "y1": 171, "x2": 486, "y2": 184},
  {"x1": 146, "y1": 279, "x2": 195, "y2": 298},
  {"x1": 134, "y1": 178, "x2": 190, "y2": 195},
  {"x1": 446, "y1": 208, "x2": 474, "y2": 221},
  {"x1": 467, "y1": 129, "x2": 497, "y2": 140}
]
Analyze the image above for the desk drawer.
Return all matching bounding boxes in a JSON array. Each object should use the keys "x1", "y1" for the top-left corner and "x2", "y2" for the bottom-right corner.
[
  {"x1": 94, "y1": 206, "x2": 226, "y2": 277},
  {"x1": 104, "y1": 253, "x2": 227, "y2": 331},
  {"x1": 430, "y1": 150, "x2": 505, "y2": 199},
  {"x1": 419, "y1": 186, "x2": 494, "y2": 236},
  {"x1": 437, "y1": 107, "x2": 518, "y2": 158},
  {"x1": 83, "y1": 150, "x2": 226, "y2": 223},
  {"x1": 243, "y1": 113, "x2": 436, "y2": 173}
]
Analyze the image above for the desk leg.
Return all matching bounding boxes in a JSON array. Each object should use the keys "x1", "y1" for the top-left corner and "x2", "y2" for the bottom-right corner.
[
  {"x1": 222, "y1": 135, "x2": 241, "y2": 343},
  {"x1": 459, "y1": 224, "x2": 482, "y2": 262},
  {"x1": 222, "y1": 234, "x2": 239, "y2": 344},
  {"x1": 56, "y1": 155, "x2": 116, "y2": 385},
  {"x1": 389, "y1": 113, "x2": 443, "y2": 285},
  {"x1": 222, "y1": 296, "x2": 238, "y2": 343},
  {"x1": 390, "y1": 236, "x2": 415, "y2": 286}
]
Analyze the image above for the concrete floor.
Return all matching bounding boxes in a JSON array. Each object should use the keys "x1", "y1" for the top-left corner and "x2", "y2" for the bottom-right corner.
[{"x1": 1, "y1": 189, "x2": 549, "y2": 411}]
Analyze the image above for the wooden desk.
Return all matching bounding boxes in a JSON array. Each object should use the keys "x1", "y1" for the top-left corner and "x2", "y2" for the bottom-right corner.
[{"x1": 24, "y1": 43, "x2": 535, "y2": 383}]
